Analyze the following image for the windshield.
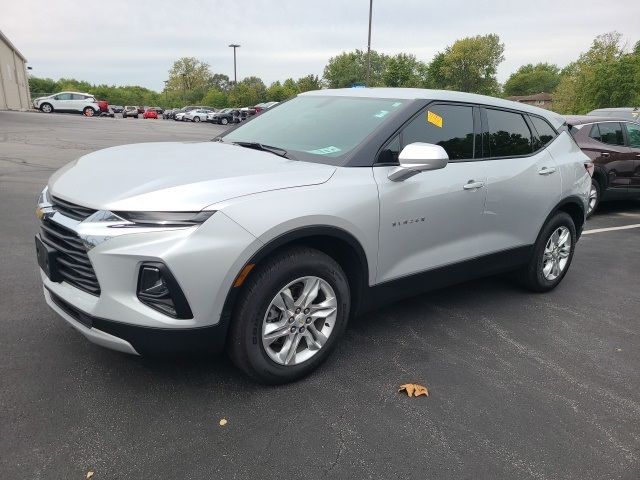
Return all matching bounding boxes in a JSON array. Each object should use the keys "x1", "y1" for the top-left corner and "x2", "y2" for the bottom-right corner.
[{"x1": 221, "y1": 95, "x2": 408, "y2": 165}]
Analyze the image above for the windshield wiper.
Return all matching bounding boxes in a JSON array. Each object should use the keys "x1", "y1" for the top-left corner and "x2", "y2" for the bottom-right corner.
[{"x1": 231, "y1": 141, "x2": 291, "y2": 159}]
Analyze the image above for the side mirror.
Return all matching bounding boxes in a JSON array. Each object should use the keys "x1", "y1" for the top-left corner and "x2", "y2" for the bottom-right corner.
[{"x1": 388, "y1": 142, "x2": 449, "y2": 182}]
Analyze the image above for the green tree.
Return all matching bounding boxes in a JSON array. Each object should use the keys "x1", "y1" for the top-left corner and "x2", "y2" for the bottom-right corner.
[
  {"x1": 296, "y1": 74, "x2": 322, "y2": 92},
  {"x1": 166, "y1": 57, "x2": 212, "y2": 100},
  {"x1": 553, "y1": 32, "x2": 640, "y2": 113},
  {"x1": 202, "y1": 88, "x2": 228, "y2": 108},
  {"x1": 323, "y1": 49, "x2": 389, "y2": 88},
  {"x1": 382, "y1": 53, "x2": 427, "y2": 87},
  {"x1": 503, "y1": 63, "x2": 561, "y2": 96},
  {"x1": 436, "y1": 34, "x2": 505, "y2": 94}
]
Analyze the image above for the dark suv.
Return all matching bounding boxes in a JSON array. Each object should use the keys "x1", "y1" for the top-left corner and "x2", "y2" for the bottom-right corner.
[{"x1": 566, "y1": 116, "x2": 640, "y2": 217}]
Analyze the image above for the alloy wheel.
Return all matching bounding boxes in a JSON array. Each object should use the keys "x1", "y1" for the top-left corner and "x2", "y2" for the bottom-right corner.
[
  {"x1": 542, "y1": 226, "x2": 571, "y2": 281},
  {"x1": 261, "y1": 276, "x2": 337, "y2": 366}
]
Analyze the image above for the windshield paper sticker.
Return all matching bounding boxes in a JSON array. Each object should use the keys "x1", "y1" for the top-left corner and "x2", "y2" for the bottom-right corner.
[
  {"x1": 427, "y1": 110, "x2": 443, "y2": 128},
  {"x1": 374, "y1": 110, "x2": 389, "y2": 118},
  {"x1": 391, "y1": 102, "x2": 402, "y2": 107},
  {"x1": 307, "y1": 146, "x2": 342, "y2": 155}
]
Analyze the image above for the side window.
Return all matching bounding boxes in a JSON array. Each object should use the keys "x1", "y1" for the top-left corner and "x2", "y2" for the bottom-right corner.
[
  {"x1": 401, "y1": 104, "x2": 475, "y2": 160},
  {"x1": 530, "y1": 116, "x2": 557, "y2": 150},
  {"x1": 71, "y1": 94, "x2": 85, "y2": 100},
  {"x1": 588, "y1": 124, "x2": 601, "y2": 142},
  {"x1": 378, "y1": 135, "x2": 400, "y2": 164},
  {"x1": 624, "y1": 122, "x2": 640, "y2": 147},
  {"x1": 486, "y1": 109, "x2": 532, "y2": 157},
  {"x1": 54, "y1": 93, "x2": 72, "y2": 101},
  {"x1": 597, "y1": 122, "x2": 624, "y2": 146}
]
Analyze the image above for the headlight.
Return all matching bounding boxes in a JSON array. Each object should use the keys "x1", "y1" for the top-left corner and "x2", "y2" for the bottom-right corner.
[{"x1": 113, "y1": 210, "x2": 215, "y2": 227}]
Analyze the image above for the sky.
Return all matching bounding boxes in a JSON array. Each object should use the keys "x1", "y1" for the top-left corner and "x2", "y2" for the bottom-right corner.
[{"x1": 3, "y1": 0, "x2": 640, "y2": 91}]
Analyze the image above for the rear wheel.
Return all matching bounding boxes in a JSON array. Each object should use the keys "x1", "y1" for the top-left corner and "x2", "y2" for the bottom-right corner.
[
  {"x1": 587, "y1": 179, "x2": 600, "y2": 218},
  {"x1": 228, "y1": 247, "x2": 350, "y2": 384},
  {"x1": 518, "y1": 212, "x2": 576, "y2": 292},
  {"x1": 40, "y1": 103, "x2": 53, "y2": 113}
]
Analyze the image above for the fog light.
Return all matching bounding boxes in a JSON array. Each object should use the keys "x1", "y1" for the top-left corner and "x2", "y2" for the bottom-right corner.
[{"x1": 137, "y1": 263, "x2": 193, "y2": 319}]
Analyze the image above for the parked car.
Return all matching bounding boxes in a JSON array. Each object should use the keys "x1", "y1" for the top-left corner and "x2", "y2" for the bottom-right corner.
[
  {"x1": 32, "y1": 91, "x2": 99, "y2": 116},
  {"x1": 174, "y1": 107, "x2": 198, "y2": 121},
  {"x1": 35, "y1": 88, "x2": 590, "y2": 383},
  {"x1": 587, "y1": 107, "x2": 640, "y2": 121},
  {"x1": 143, "y1": 108, "x2": 158, "y2": 119},
  {"x1": 565, "y1": 115, "x2": 640, "y2": 216},
  {"x1": 207, "y1": 108, "x2": 239, "y2": 125},
  {"x1": 122, "y1": 106, "x2": 139, "y2": 118},
  {"x1": 162, "y1": 108, "x2": 178, "y2": 119},
  {"x1": 153, "y1": 107, "x2": 164, "y2": 115},
  {"x1": 183, "y1": 108, "x2": 213, "y2": 122},
  {"x1": 137, "y1": 106, "x2": 145, "y2": 115},
  {"x1": 253, "y1": 101, "x2": 279, "y2": 113},
  {"x1": 111, "y1": 105, "x2": 124, "y2": 113}
]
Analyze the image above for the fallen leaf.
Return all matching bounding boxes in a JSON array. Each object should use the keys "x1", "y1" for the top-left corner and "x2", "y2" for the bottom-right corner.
[
  {"x1": 616, "y1": 348, "x2": 622, "y2": 352},
  {"x1": 399, "y1": 383, "x2": 429, "y2": 397},
  {"x1": 219, "y1": 418, "x2": 227, "y2": 426},
  {"x1": 86, "y1": 472, "x2": 94, "y2": 479}
]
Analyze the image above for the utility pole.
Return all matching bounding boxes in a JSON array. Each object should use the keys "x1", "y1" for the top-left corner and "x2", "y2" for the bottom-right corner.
[
  {"x1": 366, "y1": 0, "x2": 373, "y2": 86},
  {"x1": 163, "y1": 80, "x2": 168, "y2": 104},
  {"x1": 228, "y1": 44, "x2": 241, "y2": 85}
]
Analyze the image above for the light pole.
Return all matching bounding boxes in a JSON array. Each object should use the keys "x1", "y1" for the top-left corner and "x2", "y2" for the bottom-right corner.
[
  {"x1": 181, "y1": 73, "x2": 187, "y2": 102},
  {"x1": 229, "y1": 44, "x2": 240, "y2": 85},
  {"x1": 163, "y1": 80, "x2": 168, "y2": 104},
  {"x1": 366, "y1": 0, "x2": 373, "y2": 86}
]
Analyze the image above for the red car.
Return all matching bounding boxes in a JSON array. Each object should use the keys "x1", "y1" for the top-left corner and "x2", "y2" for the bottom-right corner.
[{"x1": 143, "y1": 109, "x2": 158, "y2": 119}]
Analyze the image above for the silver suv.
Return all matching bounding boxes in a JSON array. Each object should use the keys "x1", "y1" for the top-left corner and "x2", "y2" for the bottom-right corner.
[{"x1": 35, "y1": 88, "x2": 591, "y2": 383}]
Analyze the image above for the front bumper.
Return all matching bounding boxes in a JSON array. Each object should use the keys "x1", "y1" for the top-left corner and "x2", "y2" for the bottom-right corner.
[{"x1": 40, "y1": 210, "x2": 262, "y2": 355}]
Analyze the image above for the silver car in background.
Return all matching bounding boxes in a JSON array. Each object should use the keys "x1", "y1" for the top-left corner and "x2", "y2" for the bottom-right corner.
[{"x1": 35, "y1": 88, "x2": 591, "y2": 383}]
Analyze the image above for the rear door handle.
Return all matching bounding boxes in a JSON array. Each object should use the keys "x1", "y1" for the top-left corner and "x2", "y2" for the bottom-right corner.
[
  {"x1": 463, "y1": 181, "x2": 485, "y2": 190},
  {"x1": 538, "y1": 166, "x2": 557, "y2": 175}
]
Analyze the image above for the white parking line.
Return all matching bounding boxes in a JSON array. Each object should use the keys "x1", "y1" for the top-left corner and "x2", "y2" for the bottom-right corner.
[{"x1": 582, "y1": 224, "x2": 640, "y2": 235}]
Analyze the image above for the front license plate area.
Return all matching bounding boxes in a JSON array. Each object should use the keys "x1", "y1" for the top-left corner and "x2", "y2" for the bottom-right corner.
[{"x1": 35, "y1": 234, "x2": 62, "y2": 282}]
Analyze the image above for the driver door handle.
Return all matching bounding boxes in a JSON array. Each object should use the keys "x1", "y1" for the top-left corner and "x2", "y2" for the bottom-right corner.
[
  {"x1": 538, "y1": 166, "x2": 557, "y2": 175},
  {"x1": 463, "y1": 181, "x2": 485, "y2": 190}
]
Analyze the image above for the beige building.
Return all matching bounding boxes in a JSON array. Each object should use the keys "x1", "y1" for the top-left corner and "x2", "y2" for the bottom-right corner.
[
  {"x1": 0, "y1": 30, "x2": 30, "y2": 110},
  {"x1": 507, "y1": 92, "x2": 554, "y2": 111}
]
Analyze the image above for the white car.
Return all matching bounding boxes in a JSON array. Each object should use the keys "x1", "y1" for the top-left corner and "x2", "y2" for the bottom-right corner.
[
  {"x1": 33, "y1": 91, "x2": 100, "y2": 116},
  {"x1": 36, "y1": 88, "x2": 590, "y2": 383},
  {"x1": 183, "y1": 108, "x2": 214, "y2": 122}
]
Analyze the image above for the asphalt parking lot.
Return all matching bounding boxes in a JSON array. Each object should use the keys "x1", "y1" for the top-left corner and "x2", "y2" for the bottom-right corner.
[{"x1": 1, "y1": 110, "x2": 639, "y2": 479}]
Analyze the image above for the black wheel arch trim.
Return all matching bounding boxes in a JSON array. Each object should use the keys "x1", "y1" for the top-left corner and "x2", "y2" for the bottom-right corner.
[
  {"x1": 545, "y1": 195, "x2": 586, "y2": 238},
  {"x1": 218, "y1": 225, "x2": 370, "y2": 339}
]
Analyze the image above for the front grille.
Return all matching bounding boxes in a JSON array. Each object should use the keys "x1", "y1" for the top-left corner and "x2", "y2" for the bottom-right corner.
[
  {"x1": 40, "y1": 219, "x2": 101, "y2": 296},
  {"x1": 51, "y1": 196, "x2": 97, "y2": 221}
]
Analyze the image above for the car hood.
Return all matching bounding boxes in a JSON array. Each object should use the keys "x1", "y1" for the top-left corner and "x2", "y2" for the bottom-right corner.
[{"x1": 48, "y1": 142, "x2": 336, "y2": 211}]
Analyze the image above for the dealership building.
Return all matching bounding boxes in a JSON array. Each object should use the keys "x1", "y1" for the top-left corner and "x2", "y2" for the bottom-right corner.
[{"x1": 0, "y1": 30, "x2": 30, "y2": 110}]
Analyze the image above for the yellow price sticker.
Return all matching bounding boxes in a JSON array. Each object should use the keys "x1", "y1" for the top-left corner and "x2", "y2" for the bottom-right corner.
[{"x1": 427, "y1": 110, "x2": 443, "y2": 128}]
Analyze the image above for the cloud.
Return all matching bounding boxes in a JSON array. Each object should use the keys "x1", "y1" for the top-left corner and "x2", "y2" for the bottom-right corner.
[{"x1": 3, "y1": 0, "x2": 639, "y2": 90}]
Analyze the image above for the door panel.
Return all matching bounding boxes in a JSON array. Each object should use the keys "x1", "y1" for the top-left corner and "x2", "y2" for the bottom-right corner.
[
  {"x1": 481, "y1": 149, "x2": 561, "y2": 251},
  {"x1": 624, "y1": 122, "x2": 640, "y2": 190},
  {"x1": 374, "y1": 162, "x2": 487, "y2": 283}
]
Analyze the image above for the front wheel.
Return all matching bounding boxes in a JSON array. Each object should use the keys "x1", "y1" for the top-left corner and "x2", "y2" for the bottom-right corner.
[
  {"x1": 83, "y1": 107, "x2": 95, "y2": 117},
  {"x1": 587, "y1": 179, "x2": 600, "y2": 218},
  {"x1": 228, "y1": 247, "x2": 350, "y2": 384},
  {"x1": 193, "y1": 116, "x2": 201, "y2": 122},
  {"x1": 40, "y1": 103, "x2": 53, "y2": 113},
  {"x1": 220, "y1": 117, "x2": 228, "y2": 125},
  {"x1": 518, "y1": 212, "x2": 576, "y2": 292}
]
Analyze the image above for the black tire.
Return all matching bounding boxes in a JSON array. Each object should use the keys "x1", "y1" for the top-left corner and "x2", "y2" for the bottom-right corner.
[
  {"x1": 221, "y1": 117, "x2": 229, "y2": 125},
  {"x1": 123, "y1": 113, "x2": 127, "y2": 118},
  {"x1": 586, "y1": 179, "x2": 600, "y2": 218},
  {"x1": 83, "y1": 107, "x2": 95, "y2": 117},
  {"x1": 518, "y1": 212, "x2": 576, "y2": 292},
  {"x1": 193, "y1": 116, "x2": 201, "y2": 123},
  {"x1": 134, "y1": 115, "x2": 138, "y2": 119},
  {"x1": 40, "y1": 103, "x2": 53, "y2": 113},
  {"x1": 228, "y1": 247, "x2": 350, "y2": 384}
]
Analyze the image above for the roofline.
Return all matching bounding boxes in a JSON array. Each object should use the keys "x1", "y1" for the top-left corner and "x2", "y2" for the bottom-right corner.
[{"x1": 0, "y1": 29, "x2": 27, "y2": 62}]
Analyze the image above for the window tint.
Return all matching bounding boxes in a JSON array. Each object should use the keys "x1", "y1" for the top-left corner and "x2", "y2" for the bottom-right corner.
[
  {"x1": 378, "y1": 135, "x2": 400, "y2": 164},
  {"x1": 486, "y1": 109, "x2": 532, "y2": 157},
  {"x1": 625, "y1": 122, "x2": 640, "y2": 147},
  {"x1": 401, "y1": 104, "x2": 475, "y2": 160},
  {"x1": 530, "y1": 116, "x2": 557, "y2": 150},
  {"x1": 55, "y1": 93, "x2": 72, "y2": 100},
  {"x1": 596, "y1": 122, "x2": 624, "y2": 146}
]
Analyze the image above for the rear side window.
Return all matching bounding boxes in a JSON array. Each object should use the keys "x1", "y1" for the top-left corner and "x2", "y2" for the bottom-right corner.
[
  {"x1": 486, "y1": 109, "x2": 532, "y2": 157},
  {"x1": 591, "y1": 122, "x2": 624, "y2": 146},
  {"x1": 624, "y1": 122, "x2": 640, "y2": 147},
  {"x1": 530, "y1": 116, "x2": 557, "y2": 150},
  {"x1": 401, "y1": 104, "x2": 475, "y2": 160}
]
